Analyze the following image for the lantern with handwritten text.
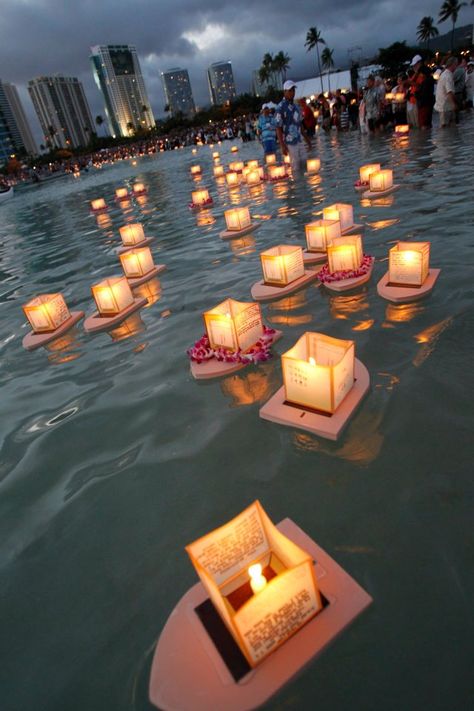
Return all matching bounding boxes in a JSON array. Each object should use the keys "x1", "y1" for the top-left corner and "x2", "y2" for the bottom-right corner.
[
  {"x1": 261, "y1": 245, "x2": 305, "y2": 286},
  {"x1": 359, "y1": 164, "x2": 381, "y2": 183},
  {"x1": 388, "y1": 242, "x2": 430, "y2": 286},
  {"x1": 224, "y1": 207, "x2": 252, "y2": 232},
  {"x1": 91, "y1": 276, "x2": 135, "y2": 316},
  {"x1": 119, "y1": 223, "x2": 146, "y2": 248},
  {"x1": 327, "y1": 235, "x2": 363, "y2": 273},
  {"x1": 305, "y1": 219, "x2": 341, "y2": 253},
  {"x1": 119, "y1": 246, "x2": 155, "y2": 279},
  {"x1": 323, "y1": 203, "x2": 354, "y2": 232},
  {"x1": 369, "y1": 170, "x2": 393, "y2": 193},
  {"x1": 23, "y1": 293, "x2": 70, "y2": 333},
  {"x1": 203, "y1": 298, "x2": 263, "y2": 352}
]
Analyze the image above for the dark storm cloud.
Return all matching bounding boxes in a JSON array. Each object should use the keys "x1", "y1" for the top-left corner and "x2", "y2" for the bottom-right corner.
[{"x1": 0, "y1": 0, "x2": 452, "y2": 140}]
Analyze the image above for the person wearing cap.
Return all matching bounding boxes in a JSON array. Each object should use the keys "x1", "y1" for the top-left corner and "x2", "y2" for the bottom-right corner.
[
  {"x1": 411, "y1": 54, "x2": 435, "y2": 129},
  {"x1": 434, "y1": 56, "x2": 458, "y2": 127},
  {"x1": 257, "y1": 104, "x2": 277, "y2": 155},
  {"x1": 275, "y1": 80, "x2": 312, "y2": 169}
]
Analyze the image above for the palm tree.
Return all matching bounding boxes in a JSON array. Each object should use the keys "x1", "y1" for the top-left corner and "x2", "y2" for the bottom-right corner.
[
  {"x1": 305, "y1": 27, "x2": 326, "y2": 94},
  {"x1": 274, "y1": 51, "x2": 291, "y2": 86},
  {"x1": 321, "y1": 47, "x2": 335, "y2": 93},
  {"x1": 417, "y1": 16, "x2": 439, "y2": 52},
  {"x1": 438, "y1": 0, "x2": 467, "y2": 51}
]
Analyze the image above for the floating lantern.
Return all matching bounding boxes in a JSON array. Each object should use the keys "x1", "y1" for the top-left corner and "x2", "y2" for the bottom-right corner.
[
  {"x1": 323, "y1": 203, "x2": 354, "y2": 232},
  {"x1": 231, "y1": 145, "x2": 239, "y2": 153},
  {"x1": 190, "y1": 165, "x2": 202, "y2": 175},
  {"x1": 213, "y1": 165, "x2": 225, "y2": 177},
  {"x1": 395, "y1": 124, "x2": 409, "y2": 135},
  {"x1": 306, "y1": 158, "x2": 321, "y2": 174},
  {"x1": 192, "y1": 148, "x2": 197, "y2": 154},
  {"x1": 327, "y1": 234, "x2": 363, "y2": 273},
  {"x1": 119, "y1": 246, "x2": 155, "y2": 279},
  {"x1": 246, "y1": 169, "x2": 262, "y2": 185},
  {"x1": 246, "y1": 160, "x2": 259, "y2": 170},
  {"x1": 282, "y1": 332, "x2": 355, "y2": 414},
  {"x1": 225, "y1": 171, "x2": 240, "y2": 187},
  {"x1": 115, "y1": 187, "x2": 129, "y2": 200},
  {"x1": 186, "y1": 500, "x2": 322, "y2": 667},
  {"x1": 265, "y1": 154, "x2": 276, "y2": 165},
  {"x1": 369, "y1": 169, "x2": 393, "y2": 193},
  {"x1": 212, "y1": 151, "x2": 219, "y2": 159},
  {"x1": 132, "y1": 182, "x2": 146, "y2": 195},
  {"x1": 203, "y1": 298, "x2": 264, "y2": 352},
  {"x1": 191, "y1": 188, "x2": 212, "y2": 206},
  {"x1": 267, "y1": 165, "x2": 287, "y2": 181},
  {"x1": 119, "y1": 223, "x2": 146, "y2": 248},
  {"x1": 305, "y1": 219, "x2": 341, "y2": 253},
  {"x1": 261, "y1": 245, "x2": 305, "y2": 286},
  {"x1": 90, "y1": 198, "x2": 107, "y2": 212},
  {"x1": 385, "y1": 92, "x2": 394, "y2": 100},
  {"x1": 359, "y1": 164, "x2": 381, "y2": 183},
  {"x1": 388, "y1": 242, "x2": 430, "y2": 286},
  {"x1": 91, "y1": 276, "x2": 135, "y2": 316},
  {"x1": 229, "y1": 161, "x2": 244, "y2": 172},
  {"x1": 224, "y1": 206, "x2": 252, "y2": 232},
  {"x1": 23, "y1": 293, "x2": 70, "y2": 333}
]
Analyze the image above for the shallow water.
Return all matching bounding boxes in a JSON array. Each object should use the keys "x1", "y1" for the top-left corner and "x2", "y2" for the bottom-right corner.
[{"x1": 1, "y1": 123, "x2": 473, "y2": 711}]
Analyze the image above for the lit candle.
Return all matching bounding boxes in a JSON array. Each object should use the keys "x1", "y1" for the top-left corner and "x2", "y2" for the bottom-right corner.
[{"x1": 249, "y1": 564, "x2": 267, "y2": 594}]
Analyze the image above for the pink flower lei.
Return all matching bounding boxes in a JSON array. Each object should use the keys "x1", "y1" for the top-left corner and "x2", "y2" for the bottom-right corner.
[
  {"x1": 317, "y1": 255, "x2": 374, "y2": 284},
  {"x1": 187, "y1": 325, "x2": 277, "y2": 365}
]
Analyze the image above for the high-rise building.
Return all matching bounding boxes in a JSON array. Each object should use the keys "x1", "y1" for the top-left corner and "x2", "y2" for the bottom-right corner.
[
  {"x1": 90, "y1": 45, "x2": 155, "y2": 137},
  {"x1": 28, "y1": 76, "x2": 94, "y2": 149},
  {"x1": 0, "y1": 111, "x2": 14, "y2": 164},
  {"x1": 161, "y1": 68, "x2": 195, "y2": 117},
  {"x1": 207, "y1": 61, "x2": 236, "y2": 106},
  {"x1": 0, "y1": 81, "x2": 38, "y2": 155}
]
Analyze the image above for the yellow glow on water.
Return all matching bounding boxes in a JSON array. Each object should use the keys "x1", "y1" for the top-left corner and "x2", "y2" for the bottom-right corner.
[
  {"x1": 386, "y1": 302, "x2": 424, "y2": 323},
  {"x1": 367, "y1": 219, "x2": 400, "y2": 230},
  {"x1": 220, "y1": 366, "x2": 275, "y2": 407},
  {"x1": 413, "y1": 317, "x2": 454, "y2": 367},
  {"x1": 352, "y1": 319, "x2": 375, "y2": 331}
]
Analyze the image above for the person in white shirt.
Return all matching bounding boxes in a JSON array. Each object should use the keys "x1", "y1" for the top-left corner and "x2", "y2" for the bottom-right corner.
[{"x1": 434, "y1": 57, "x2": 458, "y2": 127}]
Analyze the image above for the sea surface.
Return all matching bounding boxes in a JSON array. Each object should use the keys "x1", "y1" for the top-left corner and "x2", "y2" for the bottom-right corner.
[{"x1": 1, "y1": 122, "x2": 473, "y2": 711}]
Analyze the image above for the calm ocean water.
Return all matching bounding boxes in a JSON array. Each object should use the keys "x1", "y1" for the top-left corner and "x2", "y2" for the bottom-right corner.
[{"x1": 1, "y1": 122, "x2": 473, "y2": 711}]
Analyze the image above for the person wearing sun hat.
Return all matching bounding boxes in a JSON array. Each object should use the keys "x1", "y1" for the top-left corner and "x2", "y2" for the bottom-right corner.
[{"x1": 275, "y1": 80, "x2": 312, "y2": 170}]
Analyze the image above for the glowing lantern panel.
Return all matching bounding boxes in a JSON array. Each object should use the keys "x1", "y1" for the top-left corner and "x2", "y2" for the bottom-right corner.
[
  {"x1": 327, "y1": 234, "x2": 363, "y2": 273},
  {"x1": 306, "y1": 158, "x2": 321, "y2": 174},
  {"x1": 389, "y1": 241, "x2": 430, "y2": 286},
  {"x1": 261, "y1": 245, "x2": 305, "y2": 286},
  {"x1": 191, "y1": 189, "x2": 211, "y2": 205},
  {"x1": 323, "y1": 203, "x2": 354, "y2": 232},
  {"x1": 246, "y1": 160, "x2": 259, "y2": 170},
  {"x1": 115, "y1": 188, "x2": 128, "y2": 199},
  {"x1": 119, "y1": 223, "x2": 146, "y2": 247},
  {"x1": 190, "y1": 165, "x2": 202, "y2": 175},
  {"x1": 305, "y1": 219, "x2": 341, "y2": 253},
  {"x1": 369, "y1": 170, "x2": 393, "y2": 192},
  {"x1": 91, "y1": 198, "x2": 106, "y2": 211},
  {"x1": 133, "y1": 183, "x2": 145, "y2": 194},
  {"x1": 267, "y1": 165, "x2": 287, "y2": 180},
  {"x1": 224, "y1": 207, "x2": 252, "y2": 232},
  {"x1": 246, "y1": 169, "x2": 261, "y2": 185},
  {"x1": 23, "y1": 293, "x2": 70, "y2": 333},
  {"x1": 231, "y1": 145, "x2": 239, "y2": 153},
  {"x1": 229, "y1": 161, "x2": 244, "y2": 172},
  {"x1": 265, "y1": 154, "x2": 276, "y2": 165},
  {"x1": 213, "y1": 165, "x2": 225, "y2": 177},
  {"x1": 226, "y1": 172, "x2": 240, "y2": 187},
  {"x1": 395, "y1": 125, "x2": 409, "y2": 135},
  {"x1": 282, "y1": 331, "x2": 355, "y2": 413},
  {"x1": 212, "y1": 152, "x2": 219, "y2": 159},
  {"x1": 359, "y1": 163, "x2": 381, "y2": 183},
  {"x1": 186, "y1": 500, "x2": 322, "y2": 667},
  {"x1": 120, "y1": 247, "x2": 155, "y2": 278},
  {"x1": 204, "y1": 298, "x2": 263, "y2": 352},
  {"x1": 92, "y1": 276, "x2": 135, "y2": 316}
]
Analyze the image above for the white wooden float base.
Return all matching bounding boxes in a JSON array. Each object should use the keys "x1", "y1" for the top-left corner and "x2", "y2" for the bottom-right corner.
[
  {"x1": 190, "y1": 200, "x2": 214, "y2": 211},
  {"x1": 127, "y1": 265, "x2": 166, "y2": 287},
  {"x1": 259, "y1": 359, "x2": 370, "y2": 441},
  {"x1": 149, "y1": 517, "x2": 372, "y2": 711},
  {"x1": 22, "y1": 311, "x2": 84, "y2": 351},
  {"x1": 219, "y1": 223, "x2": 260, "y2": 240},
  {"x1": 340, "y1": 223, "x2": 364, "y2": 235},
  {"x1": 117, "y1": 237, "x2": 154, "y2": 255},
  {"x1": 190, "y1": 330, "x2": 282, "y2": 380},
  {"x1": 377, "y1": 269, "x2": 440, "y2": 303},
  {"x1": 251, "y1": 270, "x2": 318, "y2": 302},
  {"x1": 362, "y1": 184, "x2": 400, "y2": 199},
  {"x1": 353, "y1": 183, "x2": 368, "y2": 192},
  {"x1": 302, "y1": 249, "x2": 327, "y2": 265},
  {"x1": 83, "y1": 297, "x2": 147, "y2": 333},
  {"x1": 321, "y1": 258, "x2": 374, "y2": 293}
]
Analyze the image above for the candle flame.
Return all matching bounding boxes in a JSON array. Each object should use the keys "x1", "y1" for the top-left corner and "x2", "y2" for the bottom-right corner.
[{"x1": 248, "y1": 563, "x2": 262, "y2": 579}]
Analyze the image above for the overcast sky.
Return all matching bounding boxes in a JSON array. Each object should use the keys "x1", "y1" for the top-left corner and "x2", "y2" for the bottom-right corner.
[{"x1": 1, "y1": 0, "x2": 472, "y2": 143}]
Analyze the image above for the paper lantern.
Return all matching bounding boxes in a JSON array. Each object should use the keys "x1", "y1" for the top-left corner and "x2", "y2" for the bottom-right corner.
[
  {"x1": 359, "y1": 163, "x2": 381, "y2": 183},
  {"x1": 191, "y1": 189, "x2": 211, "y2": 205},
  {"x1": 186, "y1": 500, "x2": 322, "y2": 667},
  {"x1": 305, "y1": 219, "x2": 341, "y2": 253},
  {"x1": 213, "y1": 165, "x2": 225, "y2": 177},
  {"x1": 224, "y1": 206, "x2": 252, "y2": 232},
  {"x1": 369, "y1": 170, "x2": 393, "y2": 193},
  {"x1": 212, "y1": 152, "x2": 219, "y2": 159},
  {"x1": 23, "y1": 293, "x2": 70, "y2": 333},
  {"x1": 229, "y1": 161, "x2": 244, "y2": 172},
  {"x1": 327, "y1": 235, "x2": 363, "y2": 273},
  {"x1": 203, "y1": 298, "x2": 264, "y2": 352},
  {"x1": 132, "y1": 183, "x2": 146, "y2": 194},
  {"x1": 119, "y1": 246, "x2": 155, "y2": 278},
  {"x1": 246, "y1": 160, "x2": 259, "y2": 169},
  {"x1": 323, "y1": 203, "x2": 354, "y2": 232},
  {"x1": 246, "y1": 169, "x2": 262, "y2": 185},
  {"x1": 119, "y1": 223, "x2": 146, "y2": 247},
  {"x1": 190, "y1": 165, "x2": 202, "y2": 175},
  {"x1": 267, "y1": 165, "x2": 287, "y2": 180},
  {"x1": 261, "y1": 245, "x2": 305, "y2": 286},
  {"x1": 91, "y1": 198, "x2": 106, "y2": 211},
  {"x1": 192, "y1": 148, "x2": 197, "y2": 154},
  {"x1": 395, "y1": 125, "x2": 409, "y2": 135},
  {"x1": 306, "y1": 158, "x2": 321, "y2": 174},
  {"x1": 115, "y1": 187, "x2": 129, "y2": 200},
  {"x1": 385, "y1": 92, "x2": 394, "y2": 100},
  {"x1": 231, "y1": 145, "x2": 239, "y2": 153},
  {"x1": 282, "y1": 331, "x2": 355, "y2": 413},
  {"x1": 388, "y1": 241, "x2": 430, "y2": 286},
  {"x1": 265, "y1": 154, "x2": 276, "y2": 165},
  {"x1": 226, "y1": 172, "x2": 240, "y2": 187},
  {"x1": 91, "y1": 276, "x2": 135, "y2": 316}
]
